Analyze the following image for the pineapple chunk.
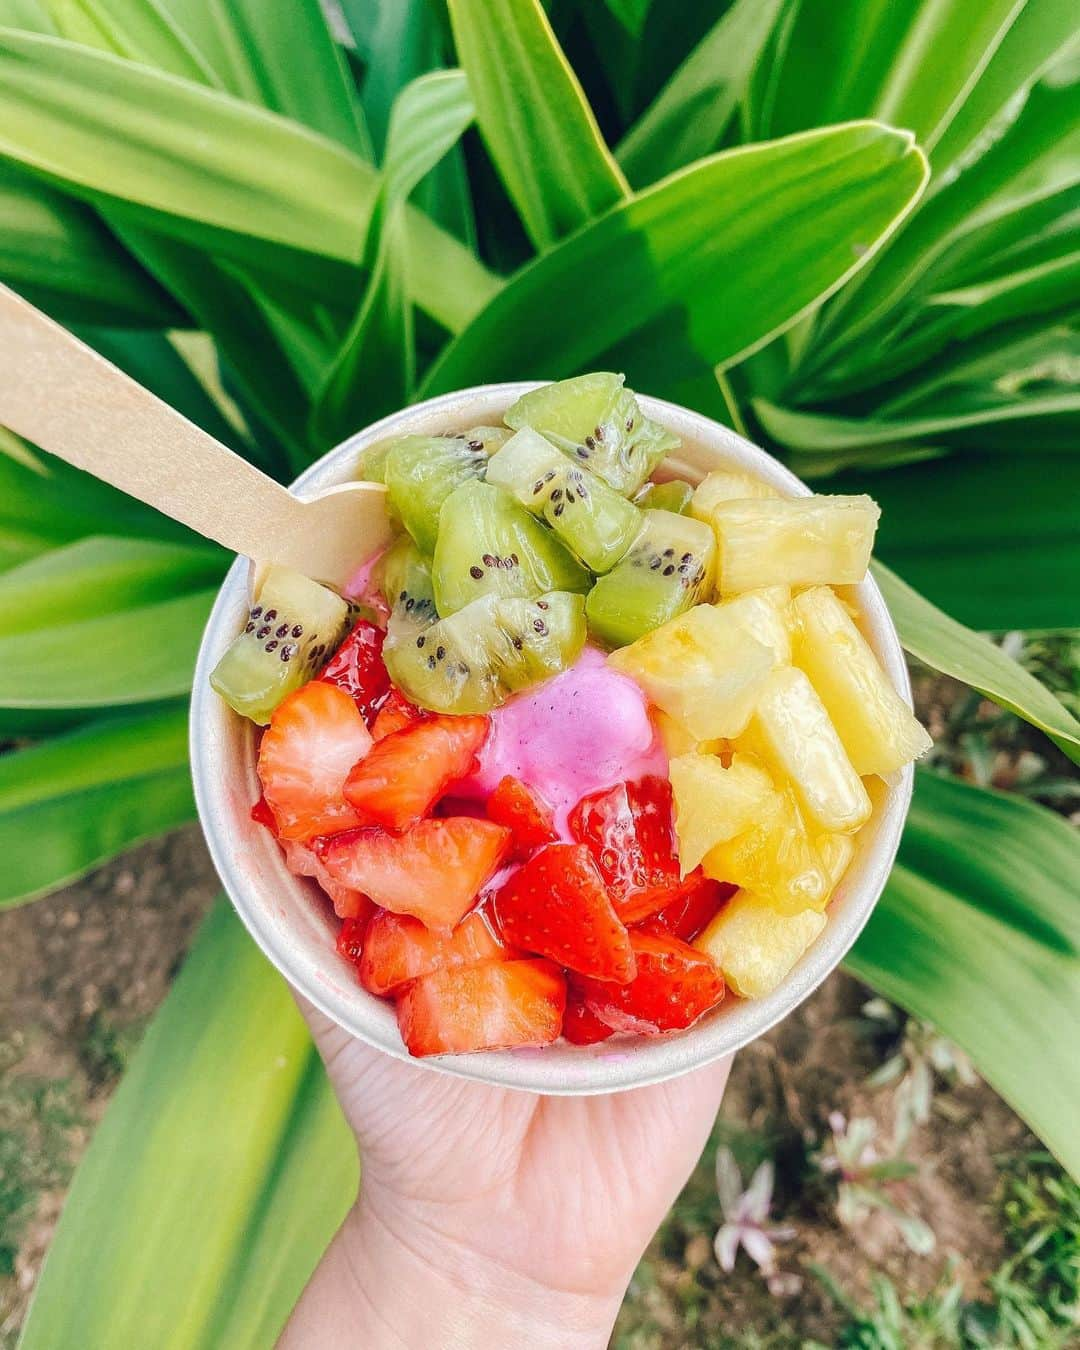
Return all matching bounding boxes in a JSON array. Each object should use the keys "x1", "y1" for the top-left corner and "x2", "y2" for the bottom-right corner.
[
  {"x1": 742, "y1": 666, "x2": 871, "y2": 833},
  {"x1": 694, "y1": 892, "x2": 826, "y2": 999},
  {"x1": 703, "y1": 784, "x2": 829, "y2": 912},
  {"x1": 609, "y1": 604, "x2": 774, "y2": 740},
  {"x1": 718, "y1": 587, "x2": 792, "y2": 664},
  {"x1": 654, "y1": 710, "x2": 724, "y2": 758},
  {"x1": 708, "y1": 494, "x2": 880, "y2": 593},
  {"x1": 792, "y1": 586, "x2": 932, "y2": 777},
  {"x1": 669, "y1": 751, "x2": 774, "y2": 876},
  {"x1": 817, "y1": 831, "x2": 854, "y2": 892},
  {"x1": 690, "y1": 469, "x2": 780, "y2": 525}
]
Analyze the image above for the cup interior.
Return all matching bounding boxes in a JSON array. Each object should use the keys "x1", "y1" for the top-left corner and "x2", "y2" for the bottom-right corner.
[{"x1": 190, "y1": 384, "x2": 913, "y2": 1095}]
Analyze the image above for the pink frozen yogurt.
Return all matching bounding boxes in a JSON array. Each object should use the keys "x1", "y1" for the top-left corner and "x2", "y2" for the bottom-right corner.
[{"x1": 458, "y1": 646, "x2": 667, "y2": 832}]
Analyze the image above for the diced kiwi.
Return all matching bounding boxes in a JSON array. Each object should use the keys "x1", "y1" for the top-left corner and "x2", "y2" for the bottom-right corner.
[
  {"x1": 505, "y1": 373, "x2": 679, "y2": 497},
  {"x1": 486, "y1": 427, "x2": 641, "y2": 572},
  {"x1": 384, "y1": 591, "x2": 586, "y2": 714},
  {"x1": 383, "y1": 427, "x2": 511, "y2": 553},
  {"x1": 635, "y1": 479, "x2": 693, "y2": 514},
  {"x1": 210, "y1": 565, "x2": 350, "y2": 724},
  {"x1": 355, "y1": 439, "x2": 395, "y2": 484},
  {"x1": 585, "y1": 509, "x2": 716, "y2": 648},
  {"x1": 379, "y1": 537, "x2": 438, "y2": 639},
  {"x1": 432, "y1": 480, "x2": 589, "y2": 616}
]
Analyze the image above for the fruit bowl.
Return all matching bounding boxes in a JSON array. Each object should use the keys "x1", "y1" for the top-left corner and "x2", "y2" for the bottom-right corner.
[{"x1": 190, "y1": 384, "x2": 913, "y2": 1094}]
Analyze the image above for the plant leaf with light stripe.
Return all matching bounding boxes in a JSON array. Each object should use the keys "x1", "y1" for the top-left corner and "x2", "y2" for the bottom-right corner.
[
  {"x1": 19, "y1": 901, "x2": 356, "y2": 1349},
  {"x1": 872, "y1": 561, "x2": 1080, "y2": 763},
  {"x1": 849, "y1": 771, "x2": 1080, "y2": 1179},
  {"x1": 448, "y1": 0, "x2": 628, "y2": 249},
  {"x1": 0, "y1": 702, "x2": 195, "y2": 906},
  {"x1": 422, "y1": 122, "x2": 927, "y2": 394}
]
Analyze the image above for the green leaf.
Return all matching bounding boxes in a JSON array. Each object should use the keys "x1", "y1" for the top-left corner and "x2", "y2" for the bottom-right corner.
[
  {"x1": 603, "y1": 0, "x2": 651, "y2": 37},
  {"x1": 0, "y1": 703, "x2": 194, "y2": 906},
  {"x1": 616, "y1": 0, "x2": 785, "y2": 187},
  {"x1": 824, "y1": 452, "x2": 1080, "y2": 632},
  {"x1": 314, "y1": 71, "x2": 474, "y2": 442},
  {"x1": 44, "y1": 0, "x2": 218, "y2": 84},
  {"x1": 154, "y1": 0, "x2": 370, "y2": 154},
  {"x1": 0, "y1": 162, "x2": 183, "y2": 327},
  {"x1": 0, "y1": 585, "x2": 216, "y2": 714},
  {"x1": 19, "y1": 901, "x2": 356, "y2": 1349},
  {"x1": 0, "y1": 29, "x2": 497, "y2": 333},
  {"x1": 848, "y1": 772, "x2": 1080, "y2": 1180},
  {"x1": 421, "y1": 122, "x2": 928, "y2": 394},
  {"x1": 872, "y1": 561, "x2": 1080, "y2": 763},
  {"x1": 0, "y1": 535, "x2": 223, "y2": 634},
  {"x1": 447, "y1": 0, "x2": 628, "y2": 249}
]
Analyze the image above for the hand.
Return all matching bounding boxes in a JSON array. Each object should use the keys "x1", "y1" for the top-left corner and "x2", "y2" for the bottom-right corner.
[{"x1": 280, "y1": 995, "x2": 730, "y2": 1348}]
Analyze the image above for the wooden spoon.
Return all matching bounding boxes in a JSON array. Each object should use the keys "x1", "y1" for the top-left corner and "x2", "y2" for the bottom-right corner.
[{"x1": 0, "y1": 283, "x2": 393, "y2": 590}]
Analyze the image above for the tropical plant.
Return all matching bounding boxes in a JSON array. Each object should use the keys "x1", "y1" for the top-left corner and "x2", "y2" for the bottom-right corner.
[{"x1": 0, "y1": 0, "x2": 1077, "y2": 1342}]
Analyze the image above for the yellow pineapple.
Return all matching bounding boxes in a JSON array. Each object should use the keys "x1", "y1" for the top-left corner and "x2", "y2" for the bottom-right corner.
[
  {"x1": 653, "y1": 710, "x2": 724, "y2": 758},
  {"x1": 817, "y1": 831, "x2": 854, "y2": 893},
  {"x1": 609, "y1": 604, "x2": 774, "y2": 740},
  {"x1": 707, "y1": 494, "x2": 880, "y2": 593},
  {"x1": 792, "y1": 586, "x2": 932, "y2": 777},
  {"x1": 669, "y1": 751, "x2": 774, "y2": 875},
  {"x1": 690, "y1": 469, "x2": 780, "y2": 528},
  {"x1": 718, "y1": 587, "x2": 792, "y2": 664},
  {"x1": 741, "y1": 666, "x2": 871, "y2": 833},
  {"x1": 703, "y1": 783, "x2": 829, "y2": 912},
  {"x1": 694, "y1": 892, "x2": 826, "y2": 999}
]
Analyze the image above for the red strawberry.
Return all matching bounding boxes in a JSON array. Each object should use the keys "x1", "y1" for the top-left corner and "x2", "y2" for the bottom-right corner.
[
  {"x1": 577, "y1": 931, "x2": 724, "y2": 1034},
  {"x1": 568, "y1": 776, "x2": 682, "y2": 922},
  {"x1": 492, "y1": 843, "x2": 635, "y2": 983},
  {"x1": 337, "y1": 916, "x2": 370, "y2": 964},
  {"x1": 251, "y1": 795, "x2": 277, "y2": 831},
  {"x1": 319, "y1": 619, "x2": 389, "y2": 722},
  {"x1": 316, "y1": 818, "x2": 511, "y2": 930},
  {"x1": 344, "y1": 715, "x2": 488, "y2": 831},
  {"x1": 486, "y1": 776, "x2": 558, "y2": 857},
  {"x1": 280, "y1": 838, "x2": 374, "y2": 919},
  {"x1": 396, "y1": 958, "x2": 565, "y2": 1056},
  {"x1": 359, "y1": 910, "x2": 510, "y2": 996},
  {"x1": 258, "y1": 681, "x2": 372, "y2": 841},
  {"x1": 645, "y1": 875, "x2": 736, "y2": 942},
  {"x1": 562, "y1": 987, "x2": 615, "y2": 1045},
  {"x1": 371, "y1": 688, "x2": 424, "y2": 740}
]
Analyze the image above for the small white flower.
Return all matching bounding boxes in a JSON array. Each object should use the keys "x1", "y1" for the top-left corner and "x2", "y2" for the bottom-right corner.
[{"x1": 713, "y1": 1148, "x2": 796, "y2": 1284}]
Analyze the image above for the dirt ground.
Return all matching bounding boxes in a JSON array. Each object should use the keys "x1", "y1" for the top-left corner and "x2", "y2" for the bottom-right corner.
[{"x1": 0, "y1": 821, "x2": 1044, "y2": 1348}]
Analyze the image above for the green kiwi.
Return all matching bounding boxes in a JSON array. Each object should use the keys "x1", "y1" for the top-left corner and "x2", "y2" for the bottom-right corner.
[
  {"x1": 385, "y1": 591, "x2": 586, "y2": 714},
  {"x1": 486, "y1": 427, "x2": 641, "y2": 572},
  {"x1": 432, "y1": 480, "x2": 589, "y2": 616},
  {"x1": 504, "y1": 373, "x2": 679, "y2": 497},
  {"x1": 634, "y1": 479, "x2": 693, "y2": 514},
  {"x1": 585, "y1": 509, "x2": 716, "y2": 648},
  {"x1": 210, "y1": 565, "x2": 350, "y2": 724},
  {"x1": 383, "y1": 427, "x2": 511, "y2": 553},
  {"x1": 380, "y1": 537, "x2": 438, "y2": 638}
]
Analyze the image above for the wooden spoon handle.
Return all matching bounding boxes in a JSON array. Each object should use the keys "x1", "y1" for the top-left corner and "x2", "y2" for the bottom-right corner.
[{"x1": 0, "y1": 282, "x2": 302, "y2": 560}]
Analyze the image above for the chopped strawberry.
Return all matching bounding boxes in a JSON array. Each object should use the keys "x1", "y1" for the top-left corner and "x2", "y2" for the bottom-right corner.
[
  {"x1": 492, "y1": 843, "x2": 635, "y2": 983},
  {"x1": 568, "y1": 776, "x2": 682, "y2": 922},
  {"x1": 257, "y1": 681, "x2": 372, "y2": 841},
  {"x1": 280, "y1": 838, "x2": 375, "y2": 919},
  {"x1": 396, "y1": 958, "x2": 565, "y2": 1056},
  {"x1": 316, "y1": 818, "x2": 511, "y2": 930},
  {"x1": 250, "y1": 795, "x2": 277, "y2": 831},
  {"x1": 486, "y1": 776, "x2": 558, "y2": 857},
  {"x1": 337, "y1": 916, "x2": 370, "y2": 964},
  {"x1": 562, "y1": 986, "x2": 615, "y2": 1045},
  {"x1": 371, "y1": 687, "x2": 424, "y2": 740},
  {"x1": 645, "y1": 875, "x2": 736, "y2": 942},
  {"x1": 319, "y1": 619, "x2": 389, "y2": 722},
  {"x1": 359, "y1": 910, "x2": 510, "y2": 996},
  {"x1": 344, "y1": 715, "x2": 489, "y2": 831},
  {"x1": 577, "y1": 931, "x2": 724, "y2": 1034}
]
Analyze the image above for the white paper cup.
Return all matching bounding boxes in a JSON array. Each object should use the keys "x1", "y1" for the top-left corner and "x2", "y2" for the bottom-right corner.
[{"x1": 191, "y1": 384, "x2": 913, "y2": 1094}]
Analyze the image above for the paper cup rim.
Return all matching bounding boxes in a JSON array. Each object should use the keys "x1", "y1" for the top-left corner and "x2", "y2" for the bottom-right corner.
[{"x1": 191, "y1": 383, "x2": 913, "y2": 1095}]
